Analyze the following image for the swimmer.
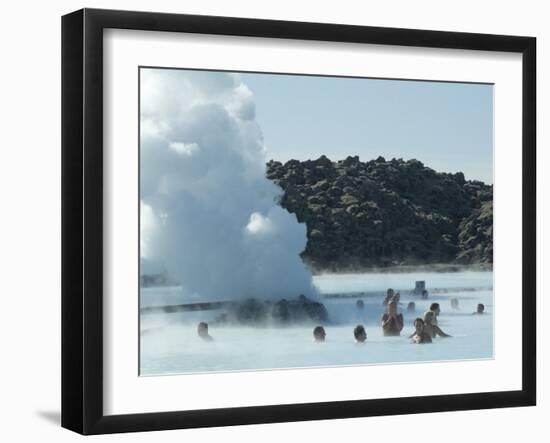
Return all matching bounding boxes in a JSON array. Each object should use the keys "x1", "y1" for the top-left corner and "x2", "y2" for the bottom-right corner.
[
  {"x1": 356, "y1": 299, "x2": 365, "y2": 310},
  {"x1": 407, "y1": 301, "x2": 416, "y2": 312},
  {"x1": 422, "y1": 311, "x2": 451, "y2": 338},
  {"x1": 429, "y1": 302, "x2": 441, "y2": 324},
  {"x1": 381, "y1": 300, "x2": 404, "y2": 336},
  {"x1": 473, "y1": 303, "x2": 485, "y2": 315},
  {"x1": 383, "y1": 288, "x2": 395, "y2": 305},
  {"x1": 197, "y1": 322, "x2": 213, "y2": 341},
  {"x1": 354, "y1": 325, "x2": 367, "y2": 343},
  {"x1": 421, "y1": 289, "x2": 429, "y2": 299},
  {"x1": 410, "y1": 318, "x2": 432, "y2": 344},
  {"x1": 450, "y1": 297, "x2": 459, "y2": 310},
  {"x1": 313, "y1": 325, "x2": 326, "y2": 342},
  {"x1": 391, "y1": 292, "x2": 401, "y2": 304}
]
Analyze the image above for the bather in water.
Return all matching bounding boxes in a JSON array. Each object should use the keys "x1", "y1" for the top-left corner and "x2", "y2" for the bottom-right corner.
[
  {"x1": 383, "y1": 288, "x2": 395, "y2": 305},
  {"x1": 407, "y1": 301, "x2": 416, "y2": 312},
  {"x1": 354, "y1": 324, "x2": 367, "y2": 343},
  {"x1": 422, "y1": 311, "x2": 451, "y2": 338},
  {"x1": 393, "y1": 292, "x2": 401, "y2": 303},
  {"x1": 450, "y1": 297, "x2": 460, "y2": 310},
  {"x1": 313, "y1": 325, "x2": 326, "y2": 342},
  {"x1": 410, "y1": 318, "x2": 432, "y2": 344},
  {"x1": 197, "y1": 322, "x2": 213, "y2": 341},
  {"x1": 381, "y1": 300, "x2": 404, "y2": 336},
  {"x1": 429, "y1": 302, "x2": 441, "y2": 324},
  {"x1": 473, "y1": 303, "x2": 485, "y2": 314}
]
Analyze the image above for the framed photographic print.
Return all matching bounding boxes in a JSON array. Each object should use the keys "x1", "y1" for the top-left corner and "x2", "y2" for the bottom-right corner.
[{"x1": 61, "y1": 8, "x2": 536, "y2": 435}]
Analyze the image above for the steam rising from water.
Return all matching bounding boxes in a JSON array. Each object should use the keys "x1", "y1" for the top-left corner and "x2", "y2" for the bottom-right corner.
[{"x1": 140, "y1": 69, "x2": 317, "y2": 301}]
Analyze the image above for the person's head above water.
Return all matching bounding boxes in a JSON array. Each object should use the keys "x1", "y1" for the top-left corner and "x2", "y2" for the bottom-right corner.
[
  {"x1": 356, "y1": 299, "x2": 365, "y2": 310},
  {"x1": 429, "y1": 302, "x2": 440, "y2": 315},
  {"x1": 414, "y1": 318, "x2": 425, "y2": 334},
  {"x1": 313, "y1": 326, "x2": 326, "y2": 342},
  {"x1": 421, "y1": 289, "x2": 429, "y2": 299},
  {"x1": 387, "y1": 288, "x2": 395, "y2": 298},
  {"x1": 197, "y1": 322, "x2": 211, "y2": 340},
  {"x1": 354, "y1": 325, "x2": 367, "y2": 343},
  {"x1": 407, "y1": 301, "x2": 416, "y2": 312},
  {"x1": 477, "y1": 303, "x2": 485, "y2": 314}
]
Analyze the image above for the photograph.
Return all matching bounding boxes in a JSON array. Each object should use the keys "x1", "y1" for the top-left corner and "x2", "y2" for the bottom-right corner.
[
  {"x1": 138, "y1": 67, "x2": 494, "y2": 376},
  {"x1": 0, "y1": 0, "x2": 542, "y2": 439}
]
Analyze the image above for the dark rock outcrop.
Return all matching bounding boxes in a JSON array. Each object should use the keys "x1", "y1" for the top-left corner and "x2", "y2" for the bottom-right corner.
[
  {"x1": 214, "y1": 295, "x2": 329, "y2": 326},
  {"x1": 266, "y1": 156, "x2": 493, "y2": 271},
  {"x1": 456, "y1": 200, "x2": 493, "y2": 264}
]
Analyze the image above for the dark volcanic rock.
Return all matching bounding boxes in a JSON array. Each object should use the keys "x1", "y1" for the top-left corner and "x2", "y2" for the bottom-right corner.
[
  {"x1": 218, "y1": 295, "x2": 329, "y2": 326},
  {"x1": 266, "y1": 156, "x2": 493, "y2": 271},
  {"x1": 456, "y1": 200, "x2": 493, "y2": 264}
]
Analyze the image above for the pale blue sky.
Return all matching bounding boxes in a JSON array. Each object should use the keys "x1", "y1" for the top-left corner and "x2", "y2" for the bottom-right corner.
[{"x1": 241, "y1": 73, "x2": 493, "y2": 184}]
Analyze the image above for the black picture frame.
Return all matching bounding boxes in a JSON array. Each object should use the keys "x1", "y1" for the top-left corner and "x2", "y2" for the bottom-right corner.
[{"x1": 62, "y1": 8, "x2": 536, "y2": 435}]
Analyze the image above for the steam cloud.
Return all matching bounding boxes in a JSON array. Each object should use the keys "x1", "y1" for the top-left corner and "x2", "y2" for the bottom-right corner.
[{"x1": 140, "y1": 69, "x2": 317, "y2": 301}]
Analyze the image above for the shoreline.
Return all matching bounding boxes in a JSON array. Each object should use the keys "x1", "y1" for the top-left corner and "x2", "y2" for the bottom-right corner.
[{"x1": 311, "y1": 263, "x2": 493, "y2": 276}]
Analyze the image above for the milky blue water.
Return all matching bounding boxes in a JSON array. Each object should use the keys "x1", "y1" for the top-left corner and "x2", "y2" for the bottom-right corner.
[{"x1": 140, "y1": 271, "x2": 493, "y2": 375}]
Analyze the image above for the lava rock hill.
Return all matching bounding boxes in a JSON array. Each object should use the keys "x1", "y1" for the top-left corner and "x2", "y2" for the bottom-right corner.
[{"x1": 266, "y1": 155, "x2": 492, "y2": 272}]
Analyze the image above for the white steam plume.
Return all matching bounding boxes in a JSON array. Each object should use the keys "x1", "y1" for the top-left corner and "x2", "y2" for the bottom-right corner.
[{"x1": 140, "y1": 69, "x2": 317, "y2": 301}]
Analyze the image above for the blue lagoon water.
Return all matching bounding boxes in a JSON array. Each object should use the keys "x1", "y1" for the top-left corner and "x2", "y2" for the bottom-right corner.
[{"x1": 140, "y1": 270, "x2": 493, "y2": 375}]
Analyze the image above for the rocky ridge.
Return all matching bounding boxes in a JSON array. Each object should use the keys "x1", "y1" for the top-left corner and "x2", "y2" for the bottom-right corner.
[{"x1": 266, "y1": 155, "x2": 493, "y2": 272}]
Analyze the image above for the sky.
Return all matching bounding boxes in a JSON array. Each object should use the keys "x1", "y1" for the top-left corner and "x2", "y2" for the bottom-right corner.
[{"x1": 240, "y1": 72, "x2": 493, "y2": 184}]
